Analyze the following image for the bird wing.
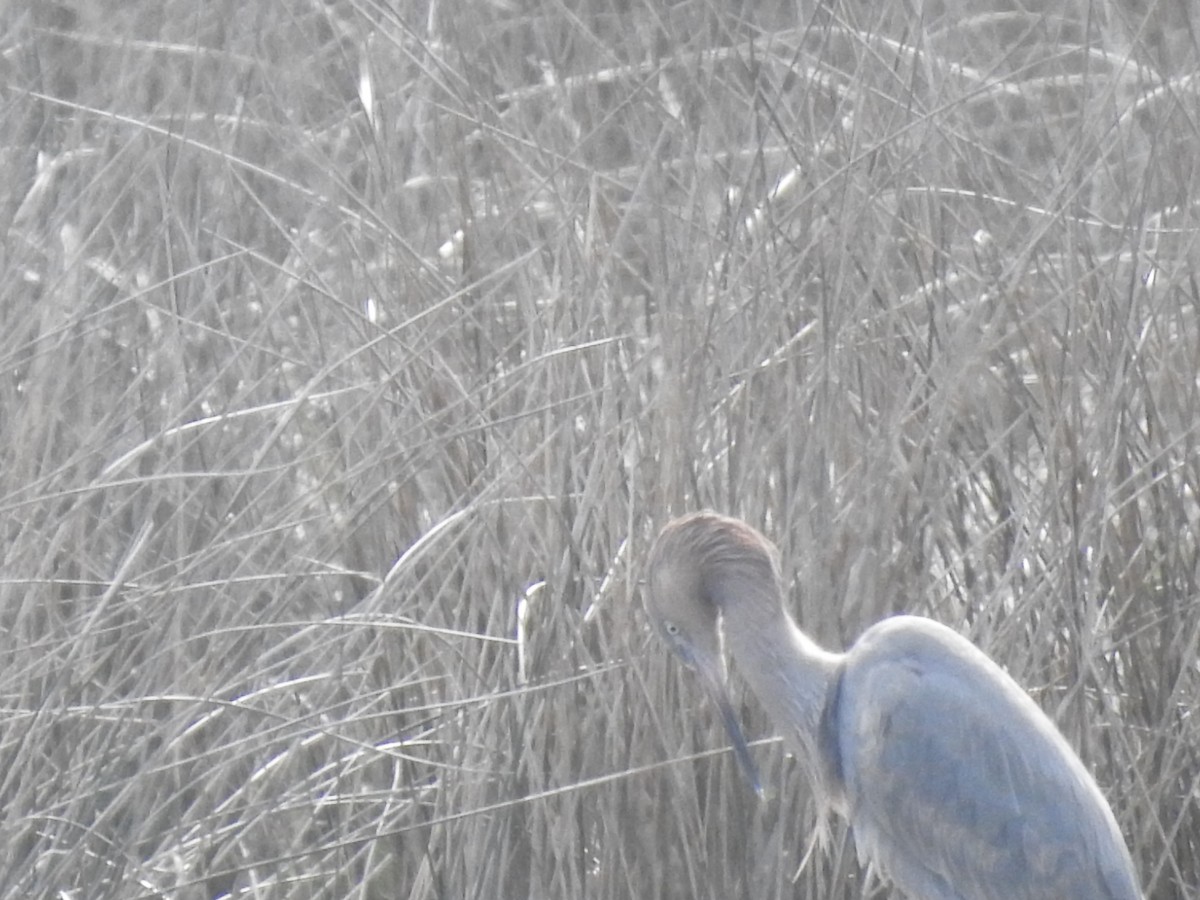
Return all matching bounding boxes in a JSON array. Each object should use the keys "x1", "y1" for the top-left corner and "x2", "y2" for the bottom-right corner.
[{"x1": 834, "y1": 616, "x2": 1140, "y2": 900}]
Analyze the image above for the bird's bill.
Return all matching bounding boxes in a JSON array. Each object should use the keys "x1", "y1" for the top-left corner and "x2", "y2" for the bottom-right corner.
[{"x1": 697, "y1": 664, "x2": 764, "y2": 797}]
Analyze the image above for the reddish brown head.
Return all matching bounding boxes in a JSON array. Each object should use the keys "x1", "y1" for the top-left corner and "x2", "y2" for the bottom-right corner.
[{"x1": 644, "y1": 511, "x2": 781, "y2": 792}]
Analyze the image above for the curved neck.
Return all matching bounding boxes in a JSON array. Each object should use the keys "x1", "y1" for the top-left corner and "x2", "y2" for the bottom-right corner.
[
  {"x1": 724, "y1": 607, "x2": 841, "y2": 751},
  {"x1": 710, "y1": 574, "x2": 843, "y2": 804}
]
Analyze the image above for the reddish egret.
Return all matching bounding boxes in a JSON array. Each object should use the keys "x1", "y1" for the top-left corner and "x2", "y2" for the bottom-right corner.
[{"x1": 645, "y1": 511, "x2": 1141, "y2": 900}]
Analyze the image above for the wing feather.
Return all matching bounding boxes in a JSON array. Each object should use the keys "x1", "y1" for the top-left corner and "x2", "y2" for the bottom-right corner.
[{"x1": 836, "y1": 617, "x2": 1140, "y2": 900}]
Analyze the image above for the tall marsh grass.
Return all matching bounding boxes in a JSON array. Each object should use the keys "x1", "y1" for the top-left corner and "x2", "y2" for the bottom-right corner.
[{"x1": 1, "y1": 1, "x2": 1197, "y2": 897}]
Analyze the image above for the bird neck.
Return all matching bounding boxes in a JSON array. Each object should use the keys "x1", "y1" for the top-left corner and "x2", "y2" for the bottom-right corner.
[
  {"x1": 726, "y1": 606, "x2": 840, "y2": 746},
  {"x1": 715, "y1": 579, "x2": 842, "y2": 803}
]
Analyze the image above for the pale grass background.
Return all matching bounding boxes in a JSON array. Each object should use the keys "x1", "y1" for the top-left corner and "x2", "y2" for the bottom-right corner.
[{"x1": 1, "y1": 1, "x2": 1197, "y2": 898}]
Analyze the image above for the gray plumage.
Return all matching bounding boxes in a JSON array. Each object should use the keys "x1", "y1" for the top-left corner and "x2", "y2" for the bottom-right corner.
[{"x1": 645, "y1": 511, "x2": 1141, "y2": 900}]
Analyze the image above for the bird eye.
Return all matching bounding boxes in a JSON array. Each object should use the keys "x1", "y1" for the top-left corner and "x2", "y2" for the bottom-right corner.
[{"x1": 663, "y1": 621, "x2": 680, "y2": 637}]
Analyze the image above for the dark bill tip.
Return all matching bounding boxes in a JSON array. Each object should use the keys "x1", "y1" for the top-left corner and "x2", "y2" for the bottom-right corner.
[{"x1": 712, "y1": 686, "x2": 763, "y2": 797}]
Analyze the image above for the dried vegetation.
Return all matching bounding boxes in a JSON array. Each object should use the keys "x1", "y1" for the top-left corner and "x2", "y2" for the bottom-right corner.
[{"x1": 0, "y1": 1, "x2": 1197, "y2": 897}]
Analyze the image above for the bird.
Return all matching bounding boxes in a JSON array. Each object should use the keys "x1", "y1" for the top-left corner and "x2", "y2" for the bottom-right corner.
[{"x1": 644, "y1": 510, "x2": 1142, "y2": 900}]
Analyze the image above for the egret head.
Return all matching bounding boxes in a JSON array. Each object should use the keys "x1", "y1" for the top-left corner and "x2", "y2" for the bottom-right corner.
[{"x1": 645, "y1": 512, "x2": 780, "y2": 793}]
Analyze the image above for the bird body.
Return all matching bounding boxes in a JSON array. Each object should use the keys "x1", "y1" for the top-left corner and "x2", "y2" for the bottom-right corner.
[{"x1": 645, "y1": 511, "x2": 1141, "y2": 900}]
